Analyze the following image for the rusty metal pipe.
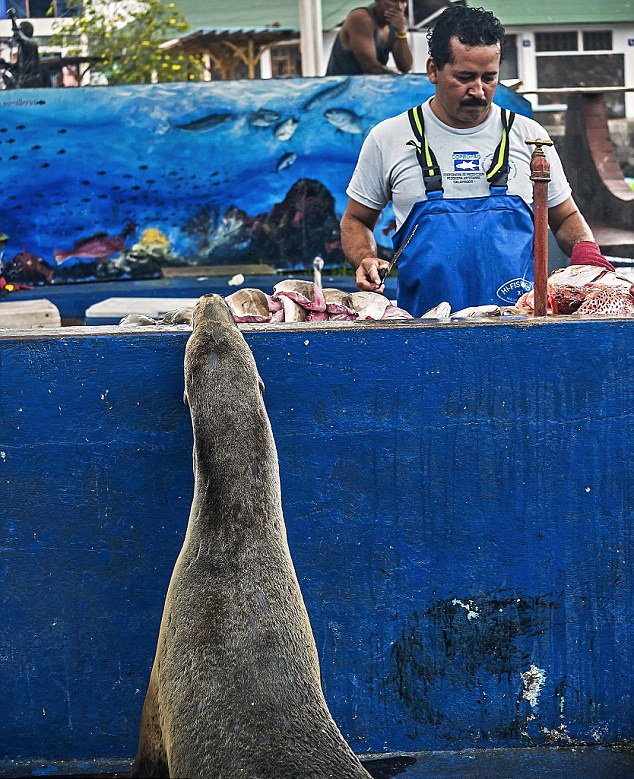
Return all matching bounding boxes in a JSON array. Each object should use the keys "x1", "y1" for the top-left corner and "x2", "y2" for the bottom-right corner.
[{"x1": 526, "y1": 138, "x2": 553, "y2": 317}]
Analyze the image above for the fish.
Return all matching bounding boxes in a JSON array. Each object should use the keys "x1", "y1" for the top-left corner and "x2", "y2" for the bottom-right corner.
[
  {"x1": 305, "y1": 310, "x2": 329, "y2": 322},
  {"x1": 451, "y1": 305, "x2": 501, "y2": 318},
  {"x1": 516, "y1": 266, "x2": 633, "y2": 315},
  {"x1": 225, "y1": 289, "x2": 271, "y2": 323},
  {"x1": 276, "y1": 152, "x2": 297, "y2": 172},
  {"x1": 279, "y1": 296, "x2": 306, "y2": 322},
  {"x1": 323, "y1": 288, "x2": 356, "y2": 317},
  {"x1": 381, "y1": 305, "x2": 413, "y2": 320},
  {"x1": 273, "y1": 280, "x2": 326, "y2": 312},
  {"x1": 420, "y1": 302, "x2": 452, "y2": 319},
  {"x1": 349, "y1": 291, "x2": 390, "y2": 320},
  {"x1": 313, "y1": 256, "x2": 324, "y2": 289},
  {"x1": 303, "y1": 78, "x2": 351, "y2": 111},
  {"x1": 5, "y1": 251, "x2": 55, "y2": 283},
  {"x1": 455, "y1": 160, "x2": 479, "y2": 170},
  {"x1": 575, "y1": 287, "x2": 634, "y2": 317},
  {"x1": 324, "y1": 108, "x2": 363, "y2": 134},
  {"x1": 274, "y1": 118, "x2": 299, "y2": 141},
  {"x1": 54, "y1": 232, "x2": 126, "y2": 264},
  {"x1": 249, "y1": 109, "x2": 280, "y2": 127},
  {"x1": 158, "y1": 307, "x2": 194, "y2": 326},
  {"x1": 170, "y1": 113, "x2": 233, "y2": 132},
  {"x1": 119, "y1": 314, "x2": 158, "y2": 326}
]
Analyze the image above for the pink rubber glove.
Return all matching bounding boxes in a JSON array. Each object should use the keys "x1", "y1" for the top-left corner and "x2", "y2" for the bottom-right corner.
[{"x1": 569, "y1": 241, "x2": 615, "y2": 272}]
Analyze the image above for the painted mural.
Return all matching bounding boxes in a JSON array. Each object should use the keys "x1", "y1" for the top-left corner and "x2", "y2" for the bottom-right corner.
[{"x1": 0, "y1": 75, "x2": 530, "y2": 285}]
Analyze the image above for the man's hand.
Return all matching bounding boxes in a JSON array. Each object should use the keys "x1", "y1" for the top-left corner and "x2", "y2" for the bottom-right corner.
[
  {"x1": 569, "y1": 241, "x2": 615, "y2": 273},
  {"x1": 355, "y1": 256, "x2": 389, "y2": 293},
  {"x1": 385, "y1": 5, "x2": 407, "y2": 35}
]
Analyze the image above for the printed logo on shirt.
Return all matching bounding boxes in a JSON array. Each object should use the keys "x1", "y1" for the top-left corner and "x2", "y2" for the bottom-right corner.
[
  {"x1": 496, "y1": 277, "x2": 533, "y2": 304},
  {"x1": 452, "y1": 151, "x2": 480, "y2": 172}
]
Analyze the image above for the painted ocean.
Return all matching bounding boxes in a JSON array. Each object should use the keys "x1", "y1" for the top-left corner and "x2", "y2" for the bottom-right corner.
[{"x1": 0, "y1": 75, "x2": 530, "y2": 284}]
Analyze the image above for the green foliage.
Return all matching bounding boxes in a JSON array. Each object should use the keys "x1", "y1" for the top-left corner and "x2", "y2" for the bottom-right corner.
[{"x1": 49, "y1": 0, "x2": 203, "y2": 85}]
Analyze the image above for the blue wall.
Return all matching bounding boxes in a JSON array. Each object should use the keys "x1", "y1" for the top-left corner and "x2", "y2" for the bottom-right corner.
[
  {"x1": 0, "y1": 76, "x2": 531, "y2": 282},
  {"x1": 0, "y1": 319, "x2": 632, "y2": 769}
]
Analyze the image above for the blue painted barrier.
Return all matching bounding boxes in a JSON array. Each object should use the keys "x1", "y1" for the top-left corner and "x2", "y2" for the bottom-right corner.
[{"x1": 0, "y1": 318, "x2": 632, "y2": 773}]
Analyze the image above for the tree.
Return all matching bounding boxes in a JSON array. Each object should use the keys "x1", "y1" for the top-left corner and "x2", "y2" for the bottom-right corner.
[{"x1": 49, "y1": 0, "x2": 203, "y2": 85}]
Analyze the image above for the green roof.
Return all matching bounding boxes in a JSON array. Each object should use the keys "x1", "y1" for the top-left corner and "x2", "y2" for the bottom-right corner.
[
  {"x1": 476, "y1": 1, "x2": 634, "y2": 26},
  {"x1": 172, "y1": 0, "x2": 362, "y2": 32},
  {"x1": 172, "y1": 0, "x2": 634, "y2": 32}
]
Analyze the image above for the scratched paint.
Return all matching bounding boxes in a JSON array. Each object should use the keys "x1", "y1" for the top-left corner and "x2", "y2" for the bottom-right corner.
[
  {"x1": 521, "y1": 665, "x2": 546, "y2": 709},
  {"x1": 0, "y1": 319, "x2": 632, "y2": 767}
]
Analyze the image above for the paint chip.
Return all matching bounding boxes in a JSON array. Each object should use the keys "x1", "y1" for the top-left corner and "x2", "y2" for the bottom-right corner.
[{"x1": 521, "y1": 664, "x2": 546, "y2": 708}]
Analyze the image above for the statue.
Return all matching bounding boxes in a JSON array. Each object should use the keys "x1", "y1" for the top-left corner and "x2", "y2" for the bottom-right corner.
[{"x1": 0, "y1": 8, "x2": 46, "y2": 88}]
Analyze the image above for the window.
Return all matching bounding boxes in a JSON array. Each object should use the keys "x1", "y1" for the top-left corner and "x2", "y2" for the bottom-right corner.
[
  {"x1": 583, "y1": 31, "x2": 612, "y2": 51},
  {"x1": 270, "y1": 45, "x2": 301, "y2": 79},
  {"x1": 535, "y1": 32, "x2": 577, "y2": 52},
  {"x1": 500, "y1": 34, "x2": 518, "y2": 80},
  {"x1": 3, "y1": 0, "x2": 75, "y2": 18},
  {"x1": 536, "y1": 53, "x2": 625, "y2": 118}
]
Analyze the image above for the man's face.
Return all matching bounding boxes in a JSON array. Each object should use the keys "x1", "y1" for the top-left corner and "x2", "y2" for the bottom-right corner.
[
  {"x1": 375, "y1": 0, "x2": 408, "y2": 26},
  {"x1": 427, "y1": 36, "x2": 500, "y2": 128}
]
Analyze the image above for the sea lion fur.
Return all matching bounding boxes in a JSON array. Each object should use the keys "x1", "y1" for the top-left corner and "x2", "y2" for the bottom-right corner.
[{"x1": 132, "y1": 294, "x2": 370, "y2": 779}]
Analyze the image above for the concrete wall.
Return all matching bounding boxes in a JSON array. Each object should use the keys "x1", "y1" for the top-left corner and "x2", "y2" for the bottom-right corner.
[{"x1": 0, "y1": 319, "x2": 632, "y2": 771}]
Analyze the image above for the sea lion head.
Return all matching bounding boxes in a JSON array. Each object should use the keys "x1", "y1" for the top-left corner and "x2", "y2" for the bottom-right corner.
[{"x1": 184, "y1": 294, "x2": 265, "y2": 417}]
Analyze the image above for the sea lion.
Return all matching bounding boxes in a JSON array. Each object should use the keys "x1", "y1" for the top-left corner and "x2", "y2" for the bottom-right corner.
[{"x1": 132, "y1": 294, "x2": 370, "y2": 779}]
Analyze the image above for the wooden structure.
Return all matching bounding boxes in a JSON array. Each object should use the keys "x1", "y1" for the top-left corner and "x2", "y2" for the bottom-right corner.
[{"x1": 161, "y1": 27, "x2": 298, "y2": 79}]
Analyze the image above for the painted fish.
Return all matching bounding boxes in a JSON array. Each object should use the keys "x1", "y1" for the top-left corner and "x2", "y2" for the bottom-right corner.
[
  {"x1": 349, "y1": 291, "x2": 390, "y2": 320},
  {"x1": 303, "y1": 78, "x2": 351, "y2": 111},
  {"x1": 170, "y1": 113, "x2": 233, "y2": 132},
  {"x1": 5, "y1": 251, "x2": 55, "y2": 283},
  {"x1": 273, "y1": 280, "x2": 326, "y2": 312},
  {"x1": 274, "y1": 118, "x2": 299, "y2": 141},
  {"x1": 249, "y1": 109, "x2": 280, "y2": 127},
  {"x1": 225, "y1": 288, "x2": 271, "y2": 323},
  {"x1": 276, "y1": 152, "x2": 297, "y2": 172},
  {"x1": 324, "y1": 108, "x2": 363, "y2": 134},
  {"x1": 54, "y1": 232, "x2": 126, "y2": 264}
]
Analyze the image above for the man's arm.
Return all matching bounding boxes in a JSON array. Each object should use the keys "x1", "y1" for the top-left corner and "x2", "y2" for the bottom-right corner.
[
  {"x1": 341, "y1": 10, "x2": 399, "y2": 74},
  {"x1": 548, "y1": 196, "x2": 614, "y2": 271},
  {"x1": 384, "y1": 4, "x2": 412, "y2": 73},
  {"x1": 340, "y1": 198, "x2": 388, "y2": 292}
]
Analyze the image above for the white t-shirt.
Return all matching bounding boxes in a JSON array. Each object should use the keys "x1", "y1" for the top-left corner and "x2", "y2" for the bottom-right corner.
[{"x1": 346, "y1": 98, "x2": 571, "y2": 230}]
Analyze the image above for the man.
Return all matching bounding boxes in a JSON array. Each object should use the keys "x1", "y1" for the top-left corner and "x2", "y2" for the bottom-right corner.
[
  {"x1": 326, "y1": 0, "x2": 413, "y2": 76},
  {"x1": 0, "y1": 8, "x2": 44, "y2": 89},
  {"x1": 340, "y1": 5, "x2": 613, "y2": 315}
]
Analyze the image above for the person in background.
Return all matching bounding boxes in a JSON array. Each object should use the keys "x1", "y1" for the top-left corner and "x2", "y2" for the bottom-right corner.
[
  {"x1": 326, "y1": 0, "x2": 413, "y2": 76},
  {"x1": 340, "y1": 4, "x2": 613, "y2": 316}
]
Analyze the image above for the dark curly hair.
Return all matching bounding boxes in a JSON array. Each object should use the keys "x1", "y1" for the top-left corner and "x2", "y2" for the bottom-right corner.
[{"x1": 427, "y1": 5, "x2": 505, "y2": 68}]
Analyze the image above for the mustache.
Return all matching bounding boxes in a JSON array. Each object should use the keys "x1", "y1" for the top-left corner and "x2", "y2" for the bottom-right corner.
[{"x1": 460, "y1": 98, "x2": 488, "y2": 108}]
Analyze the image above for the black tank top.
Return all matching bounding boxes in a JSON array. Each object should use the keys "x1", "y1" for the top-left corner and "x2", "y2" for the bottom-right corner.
[{"x1": 326, "y1": 6, "x2": 396, "y2": 76}]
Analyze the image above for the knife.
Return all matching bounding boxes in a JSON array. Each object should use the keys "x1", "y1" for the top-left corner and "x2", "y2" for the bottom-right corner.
[{"x1": 378, "y1": 224, "x2": 418, "y2": 285}]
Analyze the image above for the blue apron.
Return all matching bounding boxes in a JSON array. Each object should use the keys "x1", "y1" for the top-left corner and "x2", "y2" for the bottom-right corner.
[{"x1": 392, "y1": 105, "x2": 534, "y2": 317}]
